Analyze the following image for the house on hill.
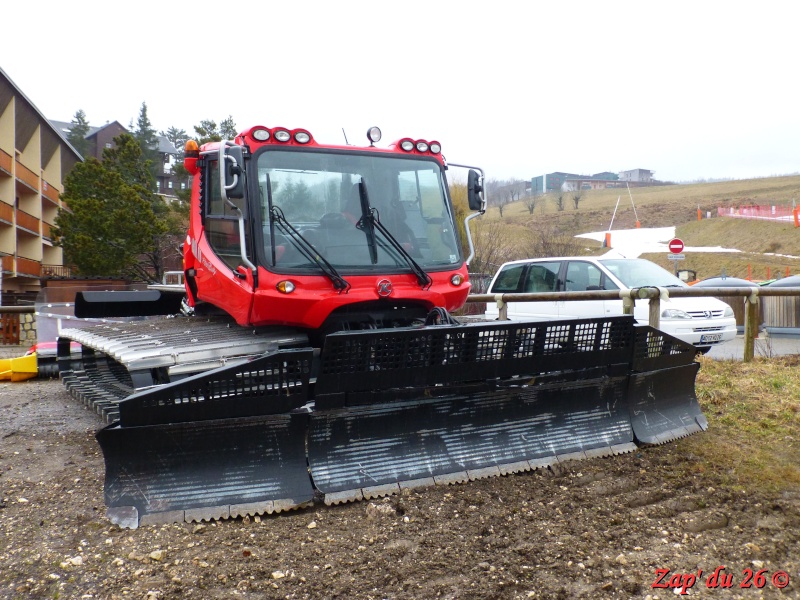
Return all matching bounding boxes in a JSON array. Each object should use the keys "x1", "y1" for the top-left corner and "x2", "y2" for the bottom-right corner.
[{"x1": 51, "y1": 119, "x2": 182, "y2": 200}]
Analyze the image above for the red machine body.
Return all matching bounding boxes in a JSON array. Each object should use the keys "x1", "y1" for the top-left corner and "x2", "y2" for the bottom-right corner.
[{"x1": 182, "y1": 126, "x2": 471, "y2": 330}]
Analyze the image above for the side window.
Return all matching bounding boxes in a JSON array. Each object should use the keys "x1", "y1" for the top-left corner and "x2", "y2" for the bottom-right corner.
[
  {"x1": 206, "y1": 160, "x2": 245, "y2": 217},
  {"x1": 522, "y1": 262, "x2": 560, "y2": 292},
  {"x1": 203, "y1": 160, "x2": 246, "y2": 270},
  {"x1": 565, "y1": 262, "x2": 606, "y2": 292},
  {"x1": 490, "y1": 265, "x2": 525, "y2": 293}
]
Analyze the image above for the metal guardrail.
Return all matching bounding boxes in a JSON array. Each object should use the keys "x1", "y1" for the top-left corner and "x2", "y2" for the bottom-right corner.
[
  {"x1": 0, "y1": 306, "x2": 36, "y2": 314},
  {"x1": 467, "y1": 286, "x2": 800, "y2": 362}
]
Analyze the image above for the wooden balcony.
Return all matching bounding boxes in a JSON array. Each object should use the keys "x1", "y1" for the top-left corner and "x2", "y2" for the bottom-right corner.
[
  {"x1": 15, "y1": 160, "x2": 39, "y2": 193},
  {"x1": 0, "y1": 150, "x2": 11, "y2": 176},
  {"x1": 42, "y1": 180, "x2": 60, "y2": 205},
  {"x1": 0, "y1": 202, "x2": 13, "y2": 225},
  {"x1": 42, "y1": 264, "x2": 73, "y2": 278},
  {"x1": 16, "y1": 256, "x2": 42, "y2": 278},
  {"x1": 16, "y1": 210, "x2": 40, "y2": 235}
]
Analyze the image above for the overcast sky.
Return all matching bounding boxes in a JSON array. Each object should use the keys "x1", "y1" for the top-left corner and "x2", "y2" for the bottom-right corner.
[{"x1": 3, "y1": 1, "x2": 799, "y2": 182}]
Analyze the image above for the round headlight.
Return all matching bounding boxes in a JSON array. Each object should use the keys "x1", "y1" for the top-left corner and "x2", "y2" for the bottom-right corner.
[
  {"x1": 252, "y1": 128, "x2": 270, "y2": 141},
  {"x1": 367, "y1": 126, "x2": 382, "y2": 143},
  {"x1": 429, "y1": 141, "x2": 441, "y2": 154},
  {"x1": 294, "y1": 131, "x2": 311, "y2": 144},
  {"x1": 400, "y1": 139, "x2": 414, "y2": 152},
  {"x1": 276, "y1": 280, "x2": 295, "y2": 294},
  {"x1": 274, "y1": 130, "x2": 291, "y2": 142},
  {"x1": 450, "y1": 274, "x2": 464, "y2": 286},
  {"x1": 416, "y1": 140, "x2": 429, "y2": 152}
]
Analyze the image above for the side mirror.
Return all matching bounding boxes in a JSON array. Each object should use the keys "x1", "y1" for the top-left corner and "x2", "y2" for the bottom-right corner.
[
  {"x1": 221, "y1": 144, "x2": 246, "y2": 199},
  {"x1": 467, "y1": 169, "x2": 484, "y2": 212}
]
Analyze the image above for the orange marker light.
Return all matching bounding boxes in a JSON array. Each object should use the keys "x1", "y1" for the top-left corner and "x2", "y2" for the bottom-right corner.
[{"x1": 184, "y1": 140, "x2": 200, "y2": 174}]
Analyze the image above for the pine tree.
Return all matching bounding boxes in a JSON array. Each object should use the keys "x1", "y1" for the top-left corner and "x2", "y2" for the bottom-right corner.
[
  {"x1": 132, "y1": 102, "x2": 159, "y2": 180},
  {"x1": 67, "y1": 109, "x2": 91, "y2": 157}
]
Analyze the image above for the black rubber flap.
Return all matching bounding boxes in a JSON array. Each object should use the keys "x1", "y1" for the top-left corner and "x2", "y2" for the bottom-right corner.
[
  {"x1": 96, "y1": 414, "x2": 313, "y2": 517},
  {"x1": 628, "y1": 361, "x2": 707, "y2": 445},
  {"x1": 75, "y1": 290, "x2": 184, "y2": 318},
  {"x1": 308, "y1": 374, "x2": 633, "y2": 495}
]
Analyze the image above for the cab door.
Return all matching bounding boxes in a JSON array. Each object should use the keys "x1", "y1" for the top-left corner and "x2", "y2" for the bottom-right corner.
[{"x1": 193, "y1": 155, "x2": 255, "y2": 325}]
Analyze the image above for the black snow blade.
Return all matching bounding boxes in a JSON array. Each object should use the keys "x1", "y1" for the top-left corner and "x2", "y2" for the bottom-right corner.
[
  {"x1": 71, "y1": 315, "x2": 706, "y2": 527},
  {"x1": 308, "y1": 371, "x2": 636, "y2": 504},
  {"x1": 97, "y1": 414, "x2": 314, "y2": 528}
]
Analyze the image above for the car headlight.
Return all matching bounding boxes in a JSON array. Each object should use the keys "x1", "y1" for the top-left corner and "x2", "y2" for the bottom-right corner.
[
  {"x1": 723, "y1": 306, "x2": 734, "y2": 317},
  {"x1": 661, "y1": 308, "x2": 692, "y2": 319}
]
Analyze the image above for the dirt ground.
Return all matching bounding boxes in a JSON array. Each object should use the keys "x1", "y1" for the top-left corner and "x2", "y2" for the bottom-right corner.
[{"x1": 1, "y1": 355, "x2": 798, "y2": 599}]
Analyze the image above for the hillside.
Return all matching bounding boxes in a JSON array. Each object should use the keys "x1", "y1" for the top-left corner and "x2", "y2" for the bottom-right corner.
[{"x1": 471, "y1": 175, "x2": 800, "y2": 281}]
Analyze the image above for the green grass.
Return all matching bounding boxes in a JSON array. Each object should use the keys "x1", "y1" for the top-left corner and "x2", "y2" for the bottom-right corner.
[{"x1": 682, "y1": 356, "x2": 800, "y2": 492}]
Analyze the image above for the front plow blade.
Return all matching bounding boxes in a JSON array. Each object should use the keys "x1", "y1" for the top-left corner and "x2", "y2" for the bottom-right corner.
[
  {"x1": 309, "y1": 317, "x2": 643, "y2": 503},
  {"x1": 96, "y1": 348, "x2": 315, "y2": 527},
  {"x1": 97, "y1": 415, "x2": 314, "y2": 527},
  {"x1": 308, "y1": 374, "x2": 637, "y2": 504},
  {"x1": 629, "y1": 327, "x2": 708, "y2": 444}
]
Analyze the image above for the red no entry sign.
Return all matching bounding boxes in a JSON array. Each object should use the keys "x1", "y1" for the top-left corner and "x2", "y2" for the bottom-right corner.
[{"x1": 668, "y1": 238, "x2": 685, "y2": 254}]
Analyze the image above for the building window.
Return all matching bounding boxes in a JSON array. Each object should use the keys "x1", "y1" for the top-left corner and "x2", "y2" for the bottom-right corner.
[
  {"x1": 168, "y1": 181, "x2": 173, "y2": 189},
  {"x1": 105, "y1": 142, "x2": 113, "y2": 149}
]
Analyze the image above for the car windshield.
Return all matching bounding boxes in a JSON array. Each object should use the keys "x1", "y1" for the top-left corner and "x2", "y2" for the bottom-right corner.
[
  {"x1": 599, "y1": 258, "x2": 687, "y2": 288},
  {"x1": 256, "y1": 149, "x2": 461, "y2": 273}
]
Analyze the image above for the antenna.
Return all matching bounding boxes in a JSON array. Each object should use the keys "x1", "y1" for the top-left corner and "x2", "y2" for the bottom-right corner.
[{"x1": 341, "y1": 128, "x2": 350, "y2": 145}]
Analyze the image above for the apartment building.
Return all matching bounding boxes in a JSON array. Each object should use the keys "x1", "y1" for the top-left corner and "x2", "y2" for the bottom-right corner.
[{"x1": 0, "y1": 67, "x2": 82, "y2": 303}]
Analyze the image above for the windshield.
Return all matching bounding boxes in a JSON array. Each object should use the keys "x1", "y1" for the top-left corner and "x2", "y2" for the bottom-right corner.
[
  {"x1": 599, "y1": 258, "x2": 687, "y2": 288},
  {"x1": 256, "y1": 149, "x2": 461, "y2": 273}
]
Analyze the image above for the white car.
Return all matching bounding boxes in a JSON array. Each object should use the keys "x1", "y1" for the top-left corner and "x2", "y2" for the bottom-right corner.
[{"x1": 484, "y1": 257, "x2": 737, "y2": 352}]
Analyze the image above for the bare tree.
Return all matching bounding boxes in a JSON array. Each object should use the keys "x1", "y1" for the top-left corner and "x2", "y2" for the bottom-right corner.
[
  {"x1": 524, "y1": 222, "x2": 582, "y2": 258},
  {"x1": 496, "y1": 194, "x2": 511, "y2": 217},
  {"x1": 553, "y1": 192, "x2": 565, "y2": 212},
  {"x1": 572, "y1": 190, "x2": 584, "y2": 210},
  {"x1": 467, "y1": 220, "x2": 519, "y2": 293},
  {"x1": 524, "y1": 195, "x2": 537, "y2": 215}
]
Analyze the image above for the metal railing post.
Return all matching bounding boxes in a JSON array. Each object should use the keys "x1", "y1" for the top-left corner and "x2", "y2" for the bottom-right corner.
[
  {"x1": 620, "y1": 290, "x2": 634, "y2": 316},
  {"x1": 495, "y1": 295, "x2": 508, "y2": 321},
  {"x1": 648, "y1": 295, "x2": 661, "y2": 330},
  {"x1": 743, "y1": 291, "x2": 759, "y2": 362}
]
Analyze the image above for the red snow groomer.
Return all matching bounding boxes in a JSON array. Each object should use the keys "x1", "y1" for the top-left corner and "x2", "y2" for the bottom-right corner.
[{"x1": 58, "y1": 125, "x2": 705, "y2": 528}]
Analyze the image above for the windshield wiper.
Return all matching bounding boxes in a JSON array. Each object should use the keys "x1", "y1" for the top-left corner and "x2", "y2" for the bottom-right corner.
[
  {"x1": 356, "y1": 179, "x2": 432, "y2": 290},
  {"x1": 269, "y1": 206, "x2": 351, "y2": 293},
  {"x1": 355, "y1": 179, "x2": 379, "y2": 264}
]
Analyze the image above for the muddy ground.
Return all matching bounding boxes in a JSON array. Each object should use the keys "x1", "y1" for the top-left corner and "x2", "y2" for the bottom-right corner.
[{"x1": 1, "y1": 358, "x2": 798, "y2": 599}]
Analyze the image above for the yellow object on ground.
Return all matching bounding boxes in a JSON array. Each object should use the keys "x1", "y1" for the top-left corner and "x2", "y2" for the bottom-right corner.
[{"x1": 0, "y1": 353, "x2": 38, "y2": 382}]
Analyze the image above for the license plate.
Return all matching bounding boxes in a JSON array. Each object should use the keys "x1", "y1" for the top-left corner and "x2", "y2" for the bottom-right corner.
[{"x1": 701, "y1": 333, "x2": 723, "y2": 343}]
